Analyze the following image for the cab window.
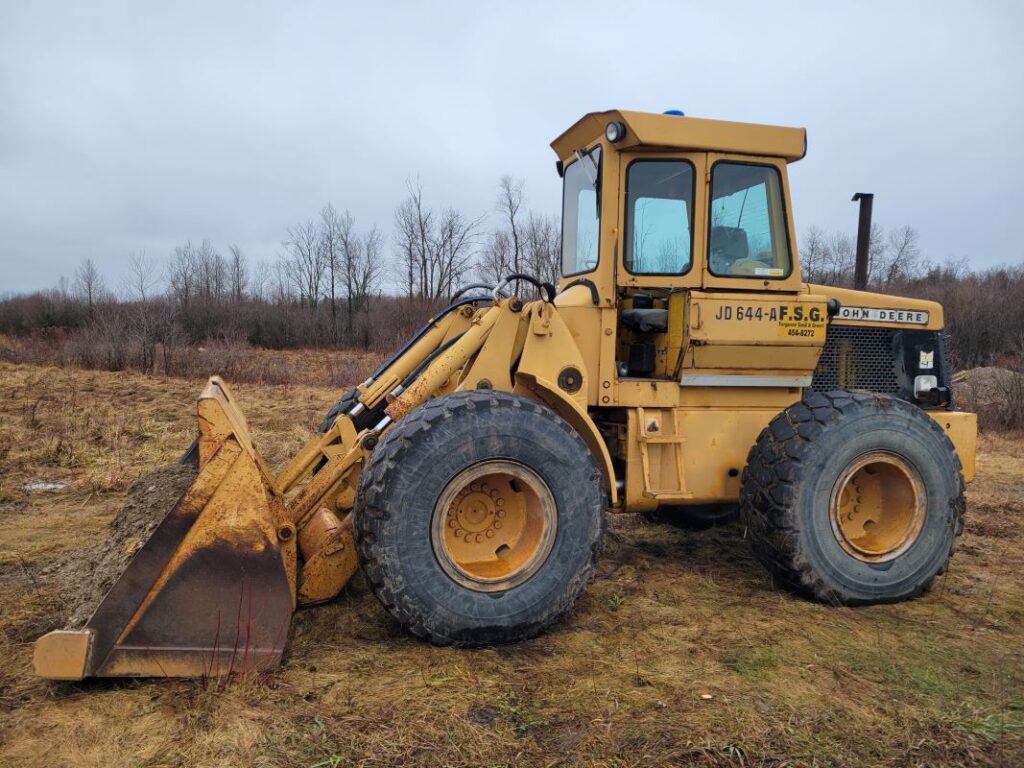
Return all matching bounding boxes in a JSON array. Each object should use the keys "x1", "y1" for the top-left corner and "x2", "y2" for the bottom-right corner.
[
  {"x1": 624, "y1": 159, "x2": 694, "y2": 275},
  {"x1": 708, "y1": 162, "x2": 792, "y2": 279},
  {"x1": 560, "y1": 146, "x2": 602, "y2": 276}
]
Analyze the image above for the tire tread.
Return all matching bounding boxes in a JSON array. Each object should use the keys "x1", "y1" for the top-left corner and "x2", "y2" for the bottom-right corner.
[
  {"x1": 355, "y1": 390, "x2": 606, "y2": 645},
  {"x1": 739, "y1": 390, "x2": 966, "y2": 605}
]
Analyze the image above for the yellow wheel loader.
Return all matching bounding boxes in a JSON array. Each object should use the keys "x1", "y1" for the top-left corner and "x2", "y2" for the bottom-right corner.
[{"x1": 34, "y1": 110, "x2": 977, "y2": 680}]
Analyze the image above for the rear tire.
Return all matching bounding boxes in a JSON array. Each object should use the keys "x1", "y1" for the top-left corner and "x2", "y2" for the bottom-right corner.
[
  {"x1": 354, "y1": 391, "x2": 606, "y2": 646},
  {"x1": 740, "y1": 390, "x2": 965, "y2": 605}
]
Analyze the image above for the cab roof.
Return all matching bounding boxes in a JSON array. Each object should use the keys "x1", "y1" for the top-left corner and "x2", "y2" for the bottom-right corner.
[{"x1": 551, "y1": 110, "x2": 807, "y2": 164}]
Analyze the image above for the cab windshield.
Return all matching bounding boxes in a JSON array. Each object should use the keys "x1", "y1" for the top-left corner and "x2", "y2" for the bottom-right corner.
[{"x1": 560, "y1": 146, "x2": 602, "y2": 276}]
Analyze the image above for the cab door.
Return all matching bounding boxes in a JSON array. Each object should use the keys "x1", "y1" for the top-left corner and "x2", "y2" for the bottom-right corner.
[
  {"x1": 617, "y1": 151, "x2": 707, "y2": 292},
  {"x1": 614, "y1": 151, "x2": 707, "y2": 379},
  {"x1": 681, "y1": 154, "x2": 827, "y2": 386}
]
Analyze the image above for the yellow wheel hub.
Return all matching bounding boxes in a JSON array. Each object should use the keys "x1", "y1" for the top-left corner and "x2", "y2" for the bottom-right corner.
[
  {"x1": 829, "y1": 451, "x2": 926, "y2": 563},
  {"x1": 432, "y1": 460, "x2": 556, "y2": 592}
]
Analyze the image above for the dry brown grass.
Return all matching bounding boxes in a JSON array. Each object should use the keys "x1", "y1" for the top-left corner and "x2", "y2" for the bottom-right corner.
[
  {"x1": 0, "y1": 333, "x2": 385, "y2": 389},
  {"x1": 1, "y1": 361, "x2": 1022, "y2": 767}
]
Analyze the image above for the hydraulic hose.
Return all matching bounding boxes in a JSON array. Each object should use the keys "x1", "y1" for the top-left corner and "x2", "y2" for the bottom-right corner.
[{"x1": 370, "y1": 295, "x2": 491, "y2": 379}]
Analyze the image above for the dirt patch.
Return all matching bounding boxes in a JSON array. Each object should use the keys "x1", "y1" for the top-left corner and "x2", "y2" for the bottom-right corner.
[{"x1": 44, "y1": 462, "x2": 195, "y2": 627}]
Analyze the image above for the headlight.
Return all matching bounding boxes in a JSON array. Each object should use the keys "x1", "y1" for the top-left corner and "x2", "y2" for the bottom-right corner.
[
  {"x1": 605, "y1": 121, "x2": 626, "y2": 143},
  {"x1": 914, "y1": 375, "x2": 938, "y2": 398}
]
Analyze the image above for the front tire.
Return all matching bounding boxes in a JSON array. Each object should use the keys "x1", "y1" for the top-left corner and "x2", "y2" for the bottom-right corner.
[
  {"x1": 740, "y1": 390, "x2": 965, "y2": 605},
  {"x1": 354, "y1": 391, "x2": 606, "y2": 645}
]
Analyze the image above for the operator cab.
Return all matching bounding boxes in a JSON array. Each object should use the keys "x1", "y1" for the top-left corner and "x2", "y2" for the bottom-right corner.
[{"x1": 553, "y1": 109, "x2": 807, "y2": 381}]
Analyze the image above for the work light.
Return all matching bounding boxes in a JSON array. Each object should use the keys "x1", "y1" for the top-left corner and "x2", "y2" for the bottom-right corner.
[{"x1": 605, "y1": 121, "x2": 626, "y2": 142}]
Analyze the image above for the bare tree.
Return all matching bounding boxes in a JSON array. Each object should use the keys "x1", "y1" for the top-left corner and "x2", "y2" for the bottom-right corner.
[
  {"x1": 126, "y1": 251, "x2": 160, "y2": 301},
  {"x1": 881, "y1": 225, "x2": 921, "y2": 286},
  {"x1": 320, "y1": 204, "x2": 346, "y2": 339},
  {"x1": 800, "y1": 226, "x2": 827, "y2": 283},
  {"x1": 228, "y1": 245, "x2": 247, "y2": 302},
  {"x1": 394, "y1": 188, "x2": 420, "y2": 298},
  {"x1": 866, "y1": 222, "x2": 887, "y2": 287},
  {"x1": 74, "y1": 258, "x2": 104, "y2": 315},
  {"x1": 484, "y1": 177, "x2": 559, "y2": 289},
  {"x1": 497, "y1": 175, "x2": 524, "y2": 273},
  {"x1": 350, "y1": 225, "x2": 383, "y2": 321},
  {"x1": 168, "y1": 242, "x2": 198, "y2": 307},
  {"x1": 825, "y1": 231, "x2": 856, "y2": 286},
  {"x1": 283, "y1": 220, "x2": 326, "y2": 308},
  {"x1": 522, "y1": 212, "x2": 560, "y2": 286},
  {"x1": 122, "y1": 251, "x2": 164, "y2": 374},
  {"x1": 405, "y1": 180, "x2": 434, "y2": 298},
  {"x1": 194, "y1": 240, "x2": 226, "y2": 302},
  {"x1": 433, "y1": 207, "x2": 482, "y2": 299},
  {"x1": 250, "y1": 259, "x2": 273, "y2": 302},
  {"x1": 272, "y1": 256, "x2": 296, "y2": 303},
  {"x1": 801, "y1": 224, "x2": 922, "y2": 288},
  {"x1": 338, "y1": 209, "x2": 362, "y2": 332},
  {"x1": 394, "y1": 180, "x2": 482, "y2": 300},
  {"x1": 478, "y1": 229, "x2": 514, "y2": 285}
]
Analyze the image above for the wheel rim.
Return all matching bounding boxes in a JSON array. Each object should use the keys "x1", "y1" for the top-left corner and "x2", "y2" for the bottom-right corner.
[
  {"x1": 431, "y1": 460, "x2": 557, "y2": 592},
  {"x1": 829, "y1": 450, "x2": 926, "y2": 563}
]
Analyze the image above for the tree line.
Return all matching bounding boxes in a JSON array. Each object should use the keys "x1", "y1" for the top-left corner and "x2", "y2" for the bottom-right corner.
[
  {"x1": 795, "y1": 221, "x2": 1024, "y2": 369},
  {"x1": 1, "y1": 191, "x2": 1021, "y2": 376},
  {"x1": 800, "y1": 223, "x2": 924, "y2": 288},
  {"x1": 2, "y1": 174, "x2": 558, "y2": 359}
]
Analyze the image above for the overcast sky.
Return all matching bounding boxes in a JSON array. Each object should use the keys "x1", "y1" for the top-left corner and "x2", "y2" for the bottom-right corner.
[{"x1": 1, "y1": 1, "x2": 1021, "y2": 295}]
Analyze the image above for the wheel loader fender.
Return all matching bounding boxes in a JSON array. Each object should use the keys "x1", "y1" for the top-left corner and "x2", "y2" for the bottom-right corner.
[
  {"x1": 928, "y1": 409, "x2": 977, "y2": 482},
  {"x1": 510, "y1": 301, "x2": 616, "y2": 506},
  {"x1": 514, "y1": 372, "x2": 618, "y2": 507}
]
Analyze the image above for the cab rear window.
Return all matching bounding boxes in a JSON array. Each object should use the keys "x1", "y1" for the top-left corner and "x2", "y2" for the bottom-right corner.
[{"x1": 708, "y1": 162, "x2": 792, "y2": 279}]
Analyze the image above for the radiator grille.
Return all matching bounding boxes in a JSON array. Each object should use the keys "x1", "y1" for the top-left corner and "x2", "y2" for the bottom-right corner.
[{"x1": 811, "y1": 326, "x2": 899, "y2": 393}]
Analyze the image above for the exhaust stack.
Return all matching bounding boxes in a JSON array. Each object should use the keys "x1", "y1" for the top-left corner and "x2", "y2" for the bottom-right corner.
[{"x1": 851, "y1": 192, "x2": 874, "y2": 291}]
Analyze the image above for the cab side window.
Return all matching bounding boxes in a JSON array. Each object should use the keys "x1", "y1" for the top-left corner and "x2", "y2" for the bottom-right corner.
[
  {"x1": 708, "y1": 163, "x2": 792, "y2": 279},
  {"x1": 624, "y1": 160, "x2": 695, "y2": 275}
]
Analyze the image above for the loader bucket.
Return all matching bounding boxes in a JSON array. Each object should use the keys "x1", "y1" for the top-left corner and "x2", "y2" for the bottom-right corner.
[{"x1": 34, "y1": 377, "x2": 298, "y2": 679}]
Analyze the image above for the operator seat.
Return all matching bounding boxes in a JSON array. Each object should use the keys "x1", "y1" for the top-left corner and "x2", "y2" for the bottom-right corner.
[
  {"x1": 620, "y1": 307, "x2": 668, "y2": 332},
  {"x1": 709, "y1": 226, "x2": 749, "y2": 274}
]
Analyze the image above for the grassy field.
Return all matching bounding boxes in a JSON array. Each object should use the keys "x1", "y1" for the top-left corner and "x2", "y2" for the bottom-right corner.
[{"x1": 0, "y1": 360, "x2": 1022, "y2": 767}]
